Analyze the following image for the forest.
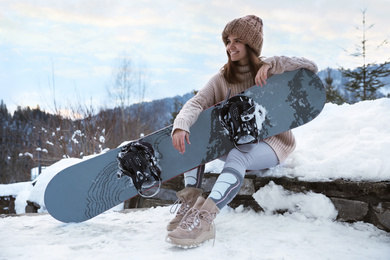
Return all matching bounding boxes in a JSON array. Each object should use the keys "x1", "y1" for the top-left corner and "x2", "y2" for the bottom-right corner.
[{"x1": 0, "y1": 93, "x2": 194, "y2": 183}]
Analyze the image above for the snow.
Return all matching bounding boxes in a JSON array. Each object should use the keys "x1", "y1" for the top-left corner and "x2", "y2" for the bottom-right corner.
[
  {"x1": 71, "y1": 130, "x2": 84, "y2": 144},
  {"x1": 1, "y1": 99, "x2": 390, "y2": 259},
  {"x1": 0, "y1": 182, "x2": 32, "y2": 197},
  {"x1": 36, "y1": 147, "x2": 48, "y2": 153},
  {"x1": 207, "y1": 98, "x2": 390, "y2": 181},
  {"x1": 0, "y1": 182, "x2": 389, "y2": 259},
  {"x1": 253, "y1": 181, "x2": 338, "y2": 220},
  {"x1": 22, "y1": 152, "x2": 34, "y2": 159}
]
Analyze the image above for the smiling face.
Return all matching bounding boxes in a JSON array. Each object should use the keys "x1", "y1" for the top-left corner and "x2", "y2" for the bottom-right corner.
[{"x1": 226, "y1": 35, "x2": 249, "y2": 65}]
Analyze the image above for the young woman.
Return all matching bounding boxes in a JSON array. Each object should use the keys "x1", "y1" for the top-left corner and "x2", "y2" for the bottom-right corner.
[{"x1": 166, "y1": 15, "x2": 318, "y2": 248}]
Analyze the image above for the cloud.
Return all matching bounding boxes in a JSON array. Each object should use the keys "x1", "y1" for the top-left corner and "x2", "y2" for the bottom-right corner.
[
  {"x1": 1, "y1": 0, "x2": 389, "y2": 113},
  {"x1": 10, "y1": 2, "x2": 150, "y2": 28}
]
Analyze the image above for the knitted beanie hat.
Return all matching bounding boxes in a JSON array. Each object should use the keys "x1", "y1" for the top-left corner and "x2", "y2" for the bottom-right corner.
[{"x1": 222, "y1": 15, "x2": 263, "y2": 57}]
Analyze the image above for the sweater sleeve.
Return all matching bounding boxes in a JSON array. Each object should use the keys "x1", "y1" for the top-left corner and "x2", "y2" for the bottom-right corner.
[
  {"x1": 263, "y1": 56, "x2": 318, "y2": 75},
  {"x1": 172, "y1": 73, "x2": 221, "y2": 135}
]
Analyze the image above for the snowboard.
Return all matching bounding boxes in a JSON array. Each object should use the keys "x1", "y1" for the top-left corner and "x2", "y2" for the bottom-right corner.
[{"x1": 44, "y1": 68, "x2": 326, "y2": 223}]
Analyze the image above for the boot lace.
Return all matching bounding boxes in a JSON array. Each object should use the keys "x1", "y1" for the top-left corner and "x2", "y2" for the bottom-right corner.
[
  {"x1": 178, "y1": 208, "x2": 201, "y2": 231},
  {"x1": 170, "y1": 198, "x2": 191, "y2": 217},
  {"x1": 179, "y1": 208, "x2": 217, "y2": 246}
]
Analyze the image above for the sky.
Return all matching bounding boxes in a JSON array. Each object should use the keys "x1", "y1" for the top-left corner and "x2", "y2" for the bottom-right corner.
[{"x1": 1, "y1": 0, "x2": 390, "y2": 114}]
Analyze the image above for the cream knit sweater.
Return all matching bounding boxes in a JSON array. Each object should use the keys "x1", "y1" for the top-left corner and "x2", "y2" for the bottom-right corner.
[{"x1": 173, "y1": 56, "x2": 318, "y2": 163}]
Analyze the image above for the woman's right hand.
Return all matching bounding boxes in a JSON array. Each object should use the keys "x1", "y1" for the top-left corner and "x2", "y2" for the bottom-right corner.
[
  {"x1": 255, "y1": 64, "x2": 271, "y2": 87},
  {"x1": 172, "y1": 129, "x2": 191, "y2": 154}
]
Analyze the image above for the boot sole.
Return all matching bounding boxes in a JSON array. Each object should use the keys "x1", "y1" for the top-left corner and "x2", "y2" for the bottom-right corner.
[{"x1": 166, "y1": 231, "x2": 214, "y2": 248}]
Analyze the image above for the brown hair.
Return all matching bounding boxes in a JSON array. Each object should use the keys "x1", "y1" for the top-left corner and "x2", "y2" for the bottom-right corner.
[{"x1": 221, "y1": 45, "x2": 264, "y2": 84}]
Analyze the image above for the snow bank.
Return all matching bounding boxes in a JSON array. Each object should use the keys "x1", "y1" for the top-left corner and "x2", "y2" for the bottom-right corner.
[
  {"x1": 208, "y1": 98, "x2": 390, "y2": 181},
  {"x1": 0, "y1": 182, "x2": 33, "y2": 214},
  {"x1": 253, "y1": 181, "x2": 338, "y2": 220},
  {"x1": 0, "y1": 182, "x2": 32, "y2": 197}
]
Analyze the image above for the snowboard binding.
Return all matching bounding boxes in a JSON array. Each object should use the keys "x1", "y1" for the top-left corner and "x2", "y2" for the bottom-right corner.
[
  {"x1": 116, "y1": 141, "x2": 162, "y2": 198},
  {"x1": 218, "y1": 89, "x2": 267, "y2": 151}
]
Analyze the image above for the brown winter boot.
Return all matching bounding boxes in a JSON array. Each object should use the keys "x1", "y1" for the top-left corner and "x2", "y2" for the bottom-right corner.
[
  {"x1": 166, "y1": 197, "x2": 220, "y2": 248},
  {"x1": 166, "y1": 187, "x2": 203, "y2": 231}
]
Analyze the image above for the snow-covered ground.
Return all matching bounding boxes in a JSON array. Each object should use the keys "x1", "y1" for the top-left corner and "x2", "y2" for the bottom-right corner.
[
  {"x1": 1, "y1": 182, "x2": 390, "y2": 260},
  {"x1": 1, "y1": 98, "x2": 390, "y2": 259}
]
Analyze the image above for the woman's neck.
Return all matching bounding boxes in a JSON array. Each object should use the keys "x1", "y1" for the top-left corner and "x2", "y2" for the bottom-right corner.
[{"x1": 236, "y1": 63, "x2": 250, "y2": 74}]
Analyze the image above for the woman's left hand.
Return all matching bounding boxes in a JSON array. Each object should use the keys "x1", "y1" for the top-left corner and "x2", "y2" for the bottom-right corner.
[{"x1": 255, "y1": 64, "x2": 271, "y2": 87}]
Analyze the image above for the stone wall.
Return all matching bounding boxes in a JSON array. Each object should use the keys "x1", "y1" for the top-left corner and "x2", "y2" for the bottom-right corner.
[
  {"x1": 2, "y1": 172, "x2": 389, "y2": 232},
  {"x1": 0, "y1": 195, "x2": 15, "y2": 214},
  {"x1": 0, "y1": 196, "x2": 41, "y2": 215},
  {"x1": 126, "y1": 172, "x2": 390, "y2": 232}
]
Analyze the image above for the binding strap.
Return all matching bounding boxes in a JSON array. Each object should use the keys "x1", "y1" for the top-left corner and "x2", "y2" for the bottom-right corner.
[{"x1": 116, "y1": 141, "x2": 162, "y2": 198}]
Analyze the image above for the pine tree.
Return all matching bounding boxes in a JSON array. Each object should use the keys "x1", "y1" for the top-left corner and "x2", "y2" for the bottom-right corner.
[
  {"x1": 341, "y1": 62, "x2": 390, "y2": 101},
  {"x1": 170, "y1": 90, "x2": 198, "y2": 124},
  {"x1": 339, "y1": 10, "x2": 390, "y2": 103},
  {"x1": 324, "y1": 68, "x2": 346, "y2": 105},
  {"x1": 0, "y1": 100, "x2": 9, "y2": 119}
]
